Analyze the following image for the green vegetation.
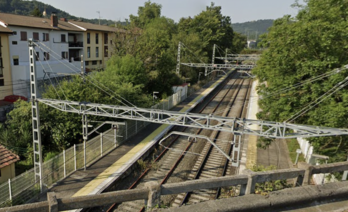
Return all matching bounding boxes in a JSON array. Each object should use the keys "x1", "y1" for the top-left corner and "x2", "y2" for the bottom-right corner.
[
  {"x1": 252, "y1": 165, "x2": 291, "y2": 195},
  {"x1": 232, "y1": 19, "x2": 273, "y2": 39},
  {"x1": 254, "y1": 0, "x2": 348, "y2": 162}
]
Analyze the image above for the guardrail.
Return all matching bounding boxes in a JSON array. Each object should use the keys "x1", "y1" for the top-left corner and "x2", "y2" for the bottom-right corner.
[{"x1": 1, "y1": 161, "x2": 347, "y2": 212}]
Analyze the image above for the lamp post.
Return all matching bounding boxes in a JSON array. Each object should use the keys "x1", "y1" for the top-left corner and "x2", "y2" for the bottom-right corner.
[{"x1": 153, "y1": 91, "x2": 159, "y2": 104}]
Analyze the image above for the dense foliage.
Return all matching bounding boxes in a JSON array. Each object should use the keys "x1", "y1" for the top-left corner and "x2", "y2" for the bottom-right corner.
[
  {"x1": 254, "y1": 0, "x2": 348, "y2": 162},
  {"x1": 232, "y1": 19, "x2": 273, "y2": 40}
]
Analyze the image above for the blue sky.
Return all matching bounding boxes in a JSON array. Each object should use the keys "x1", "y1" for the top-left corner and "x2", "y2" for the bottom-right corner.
[{"x1": 40, "y1": 0, "x2": 305, "y2": 23}]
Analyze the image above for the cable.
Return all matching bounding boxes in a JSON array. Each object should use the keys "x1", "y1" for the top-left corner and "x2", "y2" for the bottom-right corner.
[
  {"x1": 286, "y1": 77, "x2": 348, "y2": 123},
  {"x1": 33, "y1": 49, "x2": 62, "y2": 100},
  {"x1": 35, "y1": 41, "x2": 137, "y2": 107},
  {"x1": 264, "y1": 66, "x2": 347, "y2": 98}
]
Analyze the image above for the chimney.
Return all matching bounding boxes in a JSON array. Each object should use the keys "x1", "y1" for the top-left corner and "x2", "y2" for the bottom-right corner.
[
  {"x1": 51, "y1": 12, "x2": 58, "y2": 27},
  {"x1": 60, "y1": 18, "x2": 67, "y2": 22}
]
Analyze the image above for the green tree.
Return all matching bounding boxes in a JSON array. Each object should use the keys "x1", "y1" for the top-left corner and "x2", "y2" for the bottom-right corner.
[
  {"x1": 253, "y1": 0, "x2": 348, "y2": 161},
  {"x1": 30, "y1": 7, "x2": 42, "y2": 17},
  {"x1": 129, "y1": 1, "x2": 161, "y2": 28},
  {"x1": 232, "y1": 32, "x2": 247, "y2": 53}
]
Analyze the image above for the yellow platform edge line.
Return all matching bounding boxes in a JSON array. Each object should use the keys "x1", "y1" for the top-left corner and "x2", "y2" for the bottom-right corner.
[{"x1": 72, "y1": 69, "x2": 233, "y2": 197}]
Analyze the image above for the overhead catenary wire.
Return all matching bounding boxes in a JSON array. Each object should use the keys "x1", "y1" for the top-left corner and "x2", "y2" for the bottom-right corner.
[
  {"x1": 35, "y1": 41, "x2": 137, "y2": 108},
  {"x1": 264, "y1": 65, "x2": 348, "y2": 98},
  {"x1": 33, "y1": 49, "x2": 65, "y2": 100},
  {"x1": 286, "y1": 76, "x2": 348, "y2": 123}
]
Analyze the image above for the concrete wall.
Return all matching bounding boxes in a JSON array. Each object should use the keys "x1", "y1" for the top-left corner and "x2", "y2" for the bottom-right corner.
[
  {"x1": 0, "y1": 163, "x2": 15, "y2": 184},
  {"x1": 2, "y1": 161, "x2": 348, "y2": 212},
  {"x1": 0, "y1": 33, "x2": 13, "y2": 99}
]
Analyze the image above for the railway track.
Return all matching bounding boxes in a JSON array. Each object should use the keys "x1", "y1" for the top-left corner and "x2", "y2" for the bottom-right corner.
[
  {"x1": 171, "y1": 78, "x2": 251, "y2": 206},
  {"x1": 95, "y1": 71, "x2": 252, "y2": 212}
]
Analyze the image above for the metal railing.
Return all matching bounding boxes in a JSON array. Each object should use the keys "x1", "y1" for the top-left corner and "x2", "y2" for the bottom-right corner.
[{"x1": 0, "y1": 89, "x2": 187, "y2": 208}]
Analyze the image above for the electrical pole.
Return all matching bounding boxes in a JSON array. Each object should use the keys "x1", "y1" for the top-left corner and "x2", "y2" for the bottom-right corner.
[
  {"x1": 97, "y1": 11, "x2": 100, "y2": 25},
  {"x1": 28, "y1": 39, "x2": 43, "y2": 192}
]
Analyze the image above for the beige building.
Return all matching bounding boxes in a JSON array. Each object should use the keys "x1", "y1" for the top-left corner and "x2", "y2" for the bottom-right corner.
[
  {"x1": 0, "y1": 26, "x2": 13, "y2": 100},
  {"x1": 68, "y1": 20, "x2": 125, "y2": 71},
  {"x1": 0, "y1": 145, "x2": 20, "y2": 184}
]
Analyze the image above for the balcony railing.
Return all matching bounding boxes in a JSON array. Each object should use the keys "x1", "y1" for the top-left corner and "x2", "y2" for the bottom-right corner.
[{"x1": 68, "y1": 42, "x2": 83, "y2": 48}]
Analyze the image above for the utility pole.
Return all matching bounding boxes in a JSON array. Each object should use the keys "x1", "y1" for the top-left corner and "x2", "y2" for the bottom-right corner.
[
  {"x1": 97, "y1": 11, "x2": 100, "y2": 25},
  {"x1": 28, "y1": 39, "x2": 43, "y2": 192}
]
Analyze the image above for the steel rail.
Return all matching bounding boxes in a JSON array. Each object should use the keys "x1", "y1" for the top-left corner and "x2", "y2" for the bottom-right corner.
[{"x1": 105, "y1": 74, "x2": 236, "y2": 212}]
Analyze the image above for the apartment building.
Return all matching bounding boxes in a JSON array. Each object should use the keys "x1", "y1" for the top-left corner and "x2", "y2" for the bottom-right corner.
[
  {"x1": 68, "y1": 20, "x2": 125, "y2": 71},
  {"x1": 0, "y1": 25, "x2": 13, "y2": 100},
  {"x1": 0, "y1": 13, "x2": 83, "y2": 98}
]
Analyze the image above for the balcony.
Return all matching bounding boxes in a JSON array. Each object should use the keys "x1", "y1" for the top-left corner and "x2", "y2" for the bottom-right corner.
[{"x1": 69, "y1": 42, "x2": 83, "y2": 48}]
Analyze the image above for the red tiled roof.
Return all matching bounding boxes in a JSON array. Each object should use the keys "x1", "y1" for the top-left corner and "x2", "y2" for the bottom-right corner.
[{"x1": 0, "y1": 145, "x2": 20, "y2": 169}]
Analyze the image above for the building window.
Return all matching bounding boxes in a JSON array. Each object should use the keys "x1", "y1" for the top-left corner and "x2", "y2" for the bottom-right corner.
[
  {"x1": 104, "y1": 33, "x2": 108, "y2": 44},
  {"x1": 44, "y1": 52, "x2": 50, "y2": 60},
  {"x1": 0, "y1": 58, "x2": 3, "y2": 77},
  {"x1": 0, "y1": 79, "x2": 4, "y2": 86},
  {"x1": 61, "y1": 34, "x2": 66, "y2": 42},
  {"x1": 87, "y1": 47, "x2": 90, "y2": 58},
  {"x1": 62, "y1": 52, "x2": 68, "y2": 59},
  {"x1": 104, "y1": 46, "x2": 108, "y2": 57},
  {"x1": 87, "y1": 33, "x2": 90, "y2": 44},
  {"x1": 33, "y1": 32, "x2": 39, "y2": 40},
  {"x1": 85, "y1": 61, "x2": 89, "y2": 65},
  {"x1": 35, "y1": 52, "x2": 39, "y2": 61},
  {"x1": 20, "y1": 31, "x2": 27, "y2": 41},
  {"x1": 96, "y1": 47, "x2": 99, "y2": 57},
  {"x1": 110, "y1": 40, "x2": 112, "y2": 45},
  {"x1": 92, "y1": 61, "x2": 97, "y2": 65},
  {"x1": 13, "y1": 58, "x2": 19, "y2": 65},
  {"x1": 96, "y1": 33, "x2": 99, "y2": 44},
  {"x1": 43, "y1": 33, "x2": 49, "y2": 41},
  {"x1": 12, "y1": 41, "x2": 17, "y2": 45},
  {"x1": 13, "y1": 31, "x2": 17, "y2": 35}
]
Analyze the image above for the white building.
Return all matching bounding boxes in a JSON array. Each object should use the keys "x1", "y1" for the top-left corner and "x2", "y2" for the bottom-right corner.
[{"x1": 0, "y1": 13, "x2": 84, "y2": 98}]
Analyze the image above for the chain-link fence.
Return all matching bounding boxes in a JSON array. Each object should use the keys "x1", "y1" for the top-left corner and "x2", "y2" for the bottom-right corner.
[{"x1": 0, "y1": 88, "x2": 187, "y2": 207}]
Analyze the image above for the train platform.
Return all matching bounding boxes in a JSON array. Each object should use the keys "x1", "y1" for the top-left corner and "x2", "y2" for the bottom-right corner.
[{"x1": 37, "y1": 71, "x2": 233, "y2": 210}]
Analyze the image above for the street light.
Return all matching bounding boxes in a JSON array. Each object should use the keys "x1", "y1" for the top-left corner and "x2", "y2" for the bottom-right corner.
[{"x1": 153, "y1": 91, "x2": 159, "y2": 103}]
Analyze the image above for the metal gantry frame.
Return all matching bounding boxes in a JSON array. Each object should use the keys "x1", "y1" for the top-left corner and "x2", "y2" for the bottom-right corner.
[
  {"x1": 176, "y1": 42, "x2": 182, "y2": 74},
  {"x1": 36, "y1": 98, "x2": 348, "y2": 139},
  {"x1": 29, "y1": 39, "x2": 43, "y2": 191}
]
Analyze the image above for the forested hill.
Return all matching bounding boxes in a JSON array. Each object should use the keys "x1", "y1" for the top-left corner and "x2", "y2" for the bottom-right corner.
[
  {"x1": 232, "y1": 19, "x2": 273, "y2": 39},
  {"x1": 0, "y1": 0, "x2": 119, "y2": 25}
]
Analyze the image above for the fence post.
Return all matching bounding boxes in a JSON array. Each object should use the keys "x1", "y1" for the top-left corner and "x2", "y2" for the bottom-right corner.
[
  {"x1": 74, "y1": 144, "x2": 77, "y2": 171},
  {"x1": 63, "y1": 150, "x2": 66, "y2": 178},
  {"x1": 84, "y1": 140, "x2": 86, "y2": 170},
  {"x1": 8, "y1": 179, "x2": 12, "y2": 202},
  {"x1": 100, "y1": 132, "x2": 103, "y2": 156},
  {"x1": 114, "y1": 126, "x2": 117, "y2": 148},
  {"x1": 145, "y1": 181, "x2": 161, "y2": 209},
  {"x1": 125, "y1": 122, "x2": 128, "y2": 139}
]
